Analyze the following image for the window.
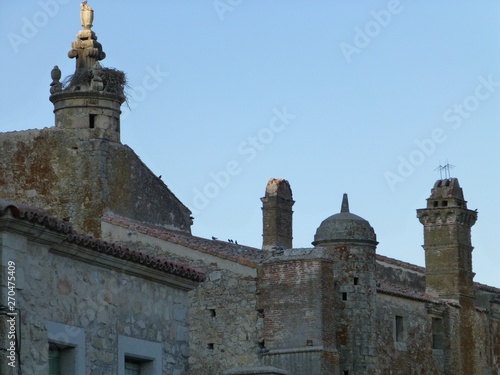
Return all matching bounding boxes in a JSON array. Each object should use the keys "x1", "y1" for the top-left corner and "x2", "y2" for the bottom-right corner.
[
  {"x1": 342, "y1": 292, "x2": 347, "y2": 301},
  {"x1": 432, "y1": 318, "x2": 444, "y2": 350},
  {"x1": 47, "y1": 322, "x2": 85, "y2": 375},
  {"x1": 125, "y1": 359, "x2": 141, "y2": 375},
  {"x1": 48, "y1": 344, "x2": 61, "y2": 375},
  {"x1": 89, "y1": 114, "x2": 96, "y2": 128},
  {"x1": 395, "y1": 315, "x2": 404, "y2": 342},
  {"x1": 118, "y1": 336, "x2": 162, "y2": 375},
  {"x1": 393, "y1": 315, "x2": 407, "y2": 351}
]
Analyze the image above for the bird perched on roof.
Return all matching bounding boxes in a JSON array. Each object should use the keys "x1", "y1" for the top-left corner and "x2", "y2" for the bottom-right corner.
[
  {"x1": 212, "y1": 236, "x2": 218, "y2": 240},
  {"x1": 228, "y1": 239, "x2": 234, "y2": 243}
]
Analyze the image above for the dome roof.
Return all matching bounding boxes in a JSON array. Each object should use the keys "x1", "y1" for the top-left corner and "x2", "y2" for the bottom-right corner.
[{"x1": 312, "y1": 194, "x2": 377, "y2": 246}]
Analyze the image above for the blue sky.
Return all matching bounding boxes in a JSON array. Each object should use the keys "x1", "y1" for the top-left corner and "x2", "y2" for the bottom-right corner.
[{"x1": 1, "y1": 0, "x2": 499, "y2": 286}]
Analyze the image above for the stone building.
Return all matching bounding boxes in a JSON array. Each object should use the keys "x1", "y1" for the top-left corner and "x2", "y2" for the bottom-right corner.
[
  {"x1": 0, "y1": 200, "x2": 205, "y2": 375},
  {"x1": 0, "y1": 3, "x2": 192, "y2": 238},
  {"x1": 0, "y1": 4, "x2": 204, "y2": 375},
  {"x1": 0, "y1": 3, "x2": 499, "y2": 375}
]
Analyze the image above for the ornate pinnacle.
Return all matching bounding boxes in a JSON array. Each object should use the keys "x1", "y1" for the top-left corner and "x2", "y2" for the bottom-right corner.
[
  {"x1": 80, "y1": 1, "x2": 93, "y2": 30},
  {"x1": 68, "y1": 2, "x2": 106, "y2": 73}
]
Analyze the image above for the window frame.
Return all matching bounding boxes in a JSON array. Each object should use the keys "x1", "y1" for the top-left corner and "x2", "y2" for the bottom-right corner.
[
  {"x1": 393, "y1": 314, "x2": 407, "y2": 351},
  {"x1": 118, "y1": 335, "x2": 162, "y2": 375},
  {"x1": 47, "y1": 321, "x2": 85, "y2": 375}
]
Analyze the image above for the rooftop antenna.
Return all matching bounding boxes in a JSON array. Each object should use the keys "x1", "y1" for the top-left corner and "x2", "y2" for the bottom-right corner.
[{"x1": 435, "y1": 161, "x2": 455, "y2": 180}]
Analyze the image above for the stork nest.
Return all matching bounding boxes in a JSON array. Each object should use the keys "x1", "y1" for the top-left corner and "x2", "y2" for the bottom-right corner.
[{"x1": 63, "y1": 67, "x2": 127, "y2": 97}]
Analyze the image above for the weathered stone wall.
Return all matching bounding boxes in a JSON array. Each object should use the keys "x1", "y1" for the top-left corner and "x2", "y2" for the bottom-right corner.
[
  {"x1": 375, "y1": 292, "x2": 498, "y2": 375},
  {"x1": 260, "y1": 251, "x2": 334, "y2": 349},
  {"x1": 491, "y1": 311, "x2": 500, "y2": 375},
  {"x1": 106, "y1": 143, "x2": 192, "y2": 232},
  {"x1": 376, "y1": 258, "x2": 425, "y2": 292},
  {"x1": 101, "y1": 222, "x2": 264, "y2": 375},
  {"x1": 0, "y1": 128, "x2": 192, "y2": 237},
  {"x1": 327, "y1": 244, "x2": 377, "y2": 375},
  {"x1": 377, "y1": 294, "x2": 442, "y2": 374},
  {"x1": 0, "y1": 129, "x2": 100, "y2": 233},
  {"x1": 189, "y1": 267, "x2": 261, "y2": 375},
  {"x1": 0, "y1": 223, "x2": 193, "y2": 375},
  {"x1": 259, "y1": 248, "x2": 339, "y2": 375}
]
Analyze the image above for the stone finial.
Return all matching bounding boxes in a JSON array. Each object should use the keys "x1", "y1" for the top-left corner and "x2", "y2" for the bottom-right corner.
[
  {"x1": 91, "y1": 62, "x2": 104, "y2": 91},
  {"x1": 68, "y1": 2, "x2": 106, "y2": 73},
  {"x1": 341, "y1": 193, "x2": 349, "y2": 213},
  {"x1": 80, "y1": 1, "x2": 93, "y2": 30},
  {"x1": 50, "y1": 65, "x2": 63, "y2": 94}
]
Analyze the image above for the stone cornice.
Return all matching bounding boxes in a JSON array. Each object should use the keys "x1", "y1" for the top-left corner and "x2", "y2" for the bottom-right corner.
[{"x1": 416, "y1": 207, "x2": 477, "y2": 227}]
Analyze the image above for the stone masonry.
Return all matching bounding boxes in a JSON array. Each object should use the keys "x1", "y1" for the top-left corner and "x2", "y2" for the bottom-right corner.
[
  {"x1": 1, "y1": 3, "x2": 499, "y2": 374},
  {"x1": 0, "y1": 201, "x2": 204, "y2": 375}
]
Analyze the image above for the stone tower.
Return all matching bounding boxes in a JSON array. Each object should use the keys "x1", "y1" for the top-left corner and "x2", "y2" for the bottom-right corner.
[
  {"x1": 0, "y1": 3, "x2": 193, "y2": 237},
  {"x1": 49, "y1": 2, "x2": 125, "y2": 142},
  {"x1": 417, "y1": 178, "x2": 481, "y2": 374},
  {"x1": 261, "y1": 178, "x2": 294, "y2": 250},
  {"x1": 416, "y1": 178, "x2": 477, "y2": 300},
  {"x1": 312, "y1": 194, "x2": 378, "y2": 375}
]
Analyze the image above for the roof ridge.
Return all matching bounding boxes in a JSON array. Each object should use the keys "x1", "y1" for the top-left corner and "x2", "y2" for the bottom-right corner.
[
  {"x1": 376, "y1": 253, "x2": 425, "y2": 273},
  {"x1": 103, "y1": 216, "x2": 263, "y2": 267}
]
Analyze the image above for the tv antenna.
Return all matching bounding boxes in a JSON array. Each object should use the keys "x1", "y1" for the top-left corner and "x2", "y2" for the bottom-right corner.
[{"x1": 435, "y1": 161, "x2": 455, "y2": 180}]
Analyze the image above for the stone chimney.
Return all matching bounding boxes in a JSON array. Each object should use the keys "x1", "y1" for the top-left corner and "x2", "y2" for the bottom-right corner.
[
  {"x1": 417, "y1": 178, "x2": 477, "y2": 300},
  {"x1": 261, "y1": 178, "x2": 294, "y2": 250},
  {"x1": 49, "y1": 2, "x2": 125, "y2": 143}
]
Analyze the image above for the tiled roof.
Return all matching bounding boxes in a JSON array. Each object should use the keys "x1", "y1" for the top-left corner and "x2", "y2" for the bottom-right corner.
[
  {"x1": 474, "y1": 282, "x2": 500, "y2": 294},
  {"x1": 376, "y1": 254, "x2": 425, "y2": 273},
  {"x1": 0, "y1": 200, "x2": 206, "y2": 282},
  {"x1": 377, "y1": 253, "x2": 500, "y2": 295},
  {"x1": 376, "y1": 281, "x2": 444, "y2": 304},
  {"x1": 103, "y1": 216, "x2": 265, "y2": 268}
]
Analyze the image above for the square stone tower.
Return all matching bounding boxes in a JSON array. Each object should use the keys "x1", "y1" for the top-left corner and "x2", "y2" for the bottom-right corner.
[{"x1": 0, "y1": 3, "x2": 193, "y2": 237}]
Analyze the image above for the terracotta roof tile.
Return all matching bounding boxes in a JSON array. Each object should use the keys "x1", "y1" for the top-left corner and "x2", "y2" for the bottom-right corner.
[
  {"x1": 103, "y1": 216, "x2": 264, "y2": 267},
  {"x1": 376, "y1": 253, "x2": 500, "y2": 295},
  {"x1": 376, "y1": 254, "x2": 425, "y2": 273},
  {"x1": 474, "y1": 281, "x2": 500, "y2": 294},
  {"x1": 376, "y1": 281, "x2": 445, "y2": 304},
  {"x1": 0, "y1": 200, "x2": 205, "y2": 282}
]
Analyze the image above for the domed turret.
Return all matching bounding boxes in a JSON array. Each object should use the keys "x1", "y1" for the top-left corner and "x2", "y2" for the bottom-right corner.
[
  {"x1": 312, "y1": 193, "x2": 378, "y2": 373},
  {"x1": 312, "y1": 194, "x2": 376, "y2": 246}
]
